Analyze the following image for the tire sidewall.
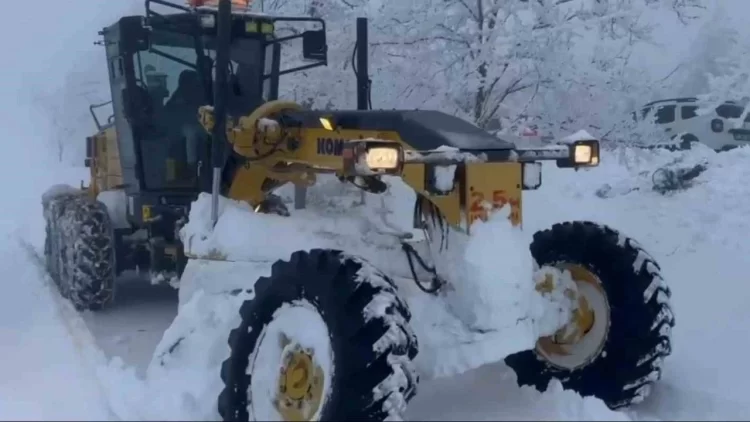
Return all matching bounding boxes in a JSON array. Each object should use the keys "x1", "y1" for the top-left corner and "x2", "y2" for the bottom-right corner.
[
  {"x1": 224, "y1": 255, "x2": 368, "y2": 421},
  {"x1": 532, "y1": 230, "x2": 653, "y2": 391},
  {"x1": 231, "y1": 283, "x2": 346, "y2": 420},
  {"x1": 506, "y1": 222, "x2": 672, "y2": 409},
  {"x1": 220, "y1": 251, "x2": 418, "y2": 421}
]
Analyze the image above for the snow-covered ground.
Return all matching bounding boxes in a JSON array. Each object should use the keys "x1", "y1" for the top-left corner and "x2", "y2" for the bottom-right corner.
[
  {"x1": 2, "y1": 141, "x2": 750, "y2": 420},
  {"x1": 0, "y1": 144, "x2": 115, "y2": 420}
]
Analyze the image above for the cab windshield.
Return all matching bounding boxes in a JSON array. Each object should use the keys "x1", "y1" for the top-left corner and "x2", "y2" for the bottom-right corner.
[{"x1": 133, "y1": 28, "x2": 266, "y2": 190}]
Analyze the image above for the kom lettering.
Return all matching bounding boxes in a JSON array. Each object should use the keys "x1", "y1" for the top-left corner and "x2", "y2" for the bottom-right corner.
[{"x1": 317, "y1": 138, "x2": 345, "y2": 156}]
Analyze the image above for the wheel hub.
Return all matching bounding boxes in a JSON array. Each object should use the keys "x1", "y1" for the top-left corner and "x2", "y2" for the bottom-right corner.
[
  {"x1": 536, "y1": 264, "x2": 609, "y2": 369},
  {"x1": 275, "y1": 345, "x2": 324, "y2": 421}
]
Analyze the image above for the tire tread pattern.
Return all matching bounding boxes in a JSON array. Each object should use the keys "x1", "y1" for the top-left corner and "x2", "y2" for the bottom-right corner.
[{"x1": 505, "y1": 221, "x2": 674, "y2": 410}]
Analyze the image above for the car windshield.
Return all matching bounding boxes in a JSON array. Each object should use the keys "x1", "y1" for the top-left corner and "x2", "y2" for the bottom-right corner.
[
  {"x1": 133, "y1": 28, "x2": 266, "y2": 190},
  {"x1": 715, "y1": 103, "x2": 750, "y2": 121}
]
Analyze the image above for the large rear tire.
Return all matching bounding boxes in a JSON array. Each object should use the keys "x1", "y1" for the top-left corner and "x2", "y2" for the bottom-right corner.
[
  {"x1": 505, "y1": 221, "x2": 674, "y2": 410},
  {"x1": 218, "y1": 249, "x2": 419, "y2": 421},
  {"x1": 43, "y1": 187, "x2": 116, "y2": 311}
]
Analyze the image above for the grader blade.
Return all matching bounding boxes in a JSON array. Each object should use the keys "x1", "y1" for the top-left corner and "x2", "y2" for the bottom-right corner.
[{"x1": 158, "y1": 179, "x2": 579, "y2": 388}]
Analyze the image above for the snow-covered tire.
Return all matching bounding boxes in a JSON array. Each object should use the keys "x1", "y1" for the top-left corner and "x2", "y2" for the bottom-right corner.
[
  {"x1": 505, "y1": 221, "x2": 674, "y2": 410},
  {"x1": 218, "y1": 248, "x2": 419, "y2": 421},
  {"x1": 43, "y1": 190, "x2": 115, "y2": 311}
]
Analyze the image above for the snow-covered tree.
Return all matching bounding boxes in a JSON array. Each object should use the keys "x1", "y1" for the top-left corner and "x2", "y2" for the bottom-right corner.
[
  {"x1": 365, "y1": 0, "x2": 704, "y2": 133},
  {"x1": 32, "y1": 64, "x2": 110, "y2": 164},
  {"x1": 519, "y1": 0, "x2": 707, "y2": 144},
  {"x1": 678, "y1": 3, "x2": 739, "y2": 97},
  {"x1": 682, "y1": 4, "x2": 750, "y2": 129},
  {"x1": 696, "y1": 53, "x2": 750, "y2": 129},
  {"x1": 45, "y1": 0, "x2": 708, "y2": 158}
]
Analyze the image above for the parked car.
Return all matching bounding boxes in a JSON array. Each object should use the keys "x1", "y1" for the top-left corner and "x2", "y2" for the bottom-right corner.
[{"x1": 635, "y1": 97, "x2": 750, "y2": 151}]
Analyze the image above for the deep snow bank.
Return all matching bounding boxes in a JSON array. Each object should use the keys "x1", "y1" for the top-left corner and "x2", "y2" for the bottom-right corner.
[
  {"x1": 523, "y1": 144, "x2": 750, "y2": 420},
  {"x1": 0, "y1": 157, "x2": 114, "y2": 420},
  {"x1": 148, "y1": 174, "x2": 577, "y2": 420},
  {"x1": 84, "y1": 143, "x2": 750, "y2": 421},
  {"x1": 134, "y1": 146, "x2": 734, "y2": 421},
  {"x1": 0, "y1": 240, "x2": 116, "y2": 421}
]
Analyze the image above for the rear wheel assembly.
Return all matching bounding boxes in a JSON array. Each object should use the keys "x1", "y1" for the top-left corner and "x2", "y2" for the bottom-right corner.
[
  {"x1": 43, "y1": 187, "x2": 116, "y2": 311},
  {"x1": 218, "y1": 248, "x2": 419, "y2": 421},
  {"x1": 505, "y1": 221, "x2": 674, "y2": 410}
]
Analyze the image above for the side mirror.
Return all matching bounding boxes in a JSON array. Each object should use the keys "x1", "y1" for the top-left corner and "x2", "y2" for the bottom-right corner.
[
  {"x1": 120, "y1": 16, "x2": 151, "y2": 53},
  {"x1": 302, "y1": 30, "x2": 327, "y2": 61}
]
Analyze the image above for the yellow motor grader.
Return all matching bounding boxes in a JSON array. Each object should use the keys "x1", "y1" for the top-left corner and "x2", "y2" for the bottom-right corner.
[{"x1": 41, "y1": 0, "x2": 674, "y2": 420}]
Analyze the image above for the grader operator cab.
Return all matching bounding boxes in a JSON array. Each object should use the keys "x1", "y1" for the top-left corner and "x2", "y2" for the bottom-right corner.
[
  {"x1": 49, "y1": 0, "x2": 329, "y2": 287},
  {"x1": 42, "y1": 0, "x2": 674, "y2": 420}
]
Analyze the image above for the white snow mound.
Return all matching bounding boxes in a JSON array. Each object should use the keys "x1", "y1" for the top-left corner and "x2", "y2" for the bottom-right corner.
[{"x1": 88, "y1": 144, "x2": 750, "y2": 421}]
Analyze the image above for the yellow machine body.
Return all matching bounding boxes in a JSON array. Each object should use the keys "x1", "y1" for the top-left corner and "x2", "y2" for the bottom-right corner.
[
  {"x1": 197, "y1": 101, "x2": 528, "y2": 232},
  {"x1": 85, "y1": 125, "x2": 123, "y2": 198}
]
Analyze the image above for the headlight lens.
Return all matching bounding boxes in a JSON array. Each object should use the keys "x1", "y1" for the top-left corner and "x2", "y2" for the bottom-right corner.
[
  {"x1": 365, "y1": 147, "x2": 400, "y2": 170},
  {"x1": 574, "y1": 144, "x2": 592, "y2": 163}
]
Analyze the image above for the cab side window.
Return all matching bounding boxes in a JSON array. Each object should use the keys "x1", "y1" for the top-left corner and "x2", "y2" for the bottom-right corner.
[
  {"x1": 681, "y1": 105, "x2": 698, "y2": 120},
  {"x1": 654, "y1": 105, "x2": 676, "y2": 124}
]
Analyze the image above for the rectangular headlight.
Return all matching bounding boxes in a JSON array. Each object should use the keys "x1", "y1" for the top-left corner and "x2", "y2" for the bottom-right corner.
[
  {"x1": 342, "y1": 140, "x2": 404, "y2": 176},
  {"x1": 365, "y1": 147, "x2": 400, "y2": 170},
  {"x1": 574, "y1": 144, "x2": 592, "y2": 164},
  {"x1": 555, "y1": 139, "x2": 600, "y2": 168}
]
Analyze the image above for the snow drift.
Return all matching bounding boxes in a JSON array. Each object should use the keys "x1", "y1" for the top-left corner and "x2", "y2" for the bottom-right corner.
[
  {"x1": 26, "y1": 143, "x2": 750, "y2": 421},
  {"x1": 145, "y1": 164, "x2": 580, "y2": 420},
  {"x1": 129, "y1": 143, "x2": 750, "y2": 421}
]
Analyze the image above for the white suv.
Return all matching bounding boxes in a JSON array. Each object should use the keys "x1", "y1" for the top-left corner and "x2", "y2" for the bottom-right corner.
[{"x1": 636, "y1": 97, "x2": 750, "y2": 151}]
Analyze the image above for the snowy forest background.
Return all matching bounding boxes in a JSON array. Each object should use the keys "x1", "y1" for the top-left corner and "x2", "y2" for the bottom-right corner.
[{"x1": 23, "y1": 0, "x2": 750, "y2": 165}]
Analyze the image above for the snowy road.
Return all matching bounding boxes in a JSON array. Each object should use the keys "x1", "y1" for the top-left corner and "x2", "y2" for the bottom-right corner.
[
  {"x1": 3, "y1": 145, "x2": 750, "y2": 421},
  {"x1": 81, "y1": 277, "x2": 177, "y2": 379},
  {"x1": 0, "y1": 240, "x2": 113, "y2": 420},
  {"x1": 0, "y1": 154, "x2": 115, "y2": 421}
]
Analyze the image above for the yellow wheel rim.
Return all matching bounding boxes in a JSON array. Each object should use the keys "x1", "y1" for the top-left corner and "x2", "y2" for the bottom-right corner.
[
  {"x1": 248, "y1": 303, "x2": 332, "y2": 421},
  {"x1": 275, "y1": 346, "x2": 325, "y2": 421},
  {"x1": 536, "y1": 263, "x2": 610, "y2": 370}
]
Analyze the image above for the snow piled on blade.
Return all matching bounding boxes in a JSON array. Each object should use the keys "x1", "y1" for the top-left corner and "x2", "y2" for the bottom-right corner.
[
  {"x1": 98, "y1": 143, "x2": 748, "y2": 421},
  {"x1": 444, "y1": 206, "x2": 573, "y2": 338},
  {"x1": 175, "y1": 177, "x2": 573, "y2": 383},
  {"x1": 19, "y1": 141, "x2": 750, "y2": 421},
  {"x1": 181, "y1": 184, "x2": 408, "y2": 266},
  {"x1": 413, "y1": 204, "x2": 575, "y2": 377}
]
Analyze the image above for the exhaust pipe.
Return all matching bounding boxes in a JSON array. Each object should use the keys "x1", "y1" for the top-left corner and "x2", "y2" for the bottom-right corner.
[
  {"x1": 356, "y1": 17, "x2": 369, "y2": 111},
  {"x1": 210, "y1": 0, "x2": 232, "y2": 227}
]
